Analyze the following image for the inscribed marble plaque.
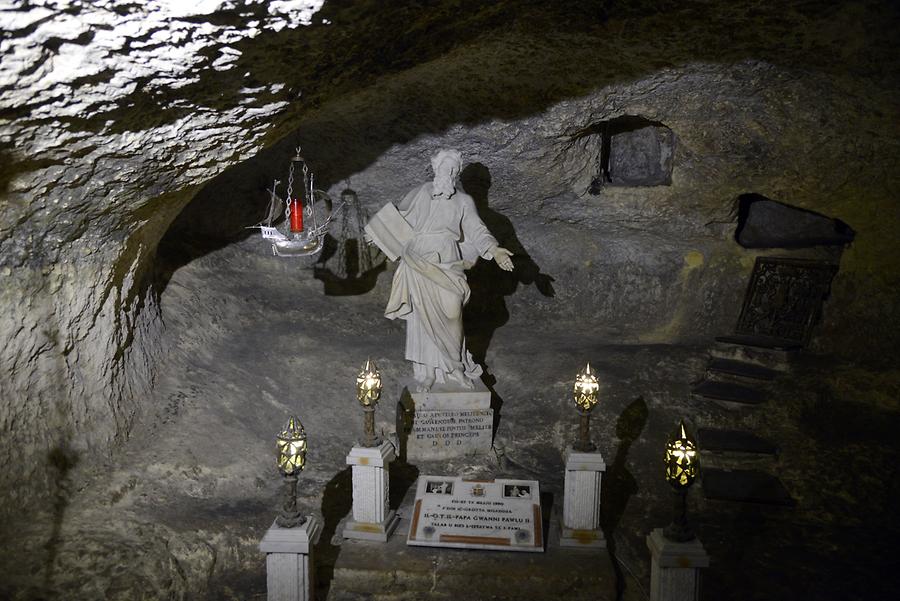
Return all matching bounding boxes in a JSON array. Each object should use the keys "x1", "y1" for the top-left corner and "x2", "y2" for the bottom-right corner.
[
  {"x1": 398, "y1": 383, "x2": 494, "y2": 460},
  {"x1": 405, "y1": 409, "x2": 493, "y2": 459},
  {"x1": 407, "y1": 476, "x2": 543, "y2": 552}
]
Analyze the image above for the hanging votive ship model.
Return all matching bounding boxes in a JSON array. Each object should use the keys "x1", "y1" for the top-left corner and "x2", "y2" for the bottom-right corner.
[{"x1": 253, "y1": 146, "x2": 345, "y2": 257}]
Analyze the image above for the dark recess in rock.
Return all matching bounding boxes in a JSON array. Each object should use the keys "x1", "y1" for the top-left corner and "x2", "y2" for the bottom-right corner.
[
  {"x1": 588, "y1": 115, "x2": 674, "y2": 193},
  {"x1": 735, "y1": 193, "x2": 856, "y2": 248}
]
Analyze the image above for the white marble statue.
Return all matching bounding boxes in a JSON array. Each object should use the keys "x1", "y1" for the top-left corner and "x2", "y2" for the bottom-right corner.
[{"x1": 365, "y1": 149, "x2": 514, "y2": 391}]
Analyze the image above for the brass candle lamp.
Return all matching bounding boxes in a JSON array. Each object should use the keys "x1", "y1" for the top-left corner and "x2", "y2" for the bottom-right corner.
[
  {"x1": 275, "y1": 415, "x2": 308, "y2": 528},
  {"x1": 356, "y1": 358, "x2": 383, "y2": 447},
  {"x1": 573, "y1": 363, "x2": 599, "y2": 452},
  {"x1": 663, "y1": 421, "x2": 699, "y2": 542}
]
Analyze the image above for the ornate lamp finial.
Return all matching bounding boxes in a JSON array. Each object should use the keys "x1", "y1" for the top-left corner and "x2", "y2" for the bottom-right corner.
[{"x1": 275, "y1": 416, "x2": 308, "y2": 527}]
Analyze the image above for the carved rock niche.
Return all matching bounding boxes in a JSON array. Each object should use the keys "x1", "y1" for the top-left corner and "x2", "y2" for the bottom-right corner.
[{"x1": 588, "y1": 115, "x2": 675, "y2": 193}]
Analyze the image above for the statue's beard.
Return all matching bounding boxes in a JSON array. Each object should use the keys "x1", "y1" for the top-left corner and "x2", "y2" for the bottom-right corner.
[{"x1": 433, "y1": 174, "x2": 456, "y2": 198}]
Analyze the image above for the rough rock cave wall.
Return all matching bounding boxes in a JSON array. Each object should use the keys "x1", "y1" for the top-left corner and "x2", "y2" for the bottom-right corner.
[{"x1": 1, "y1": 0, "x2": 898, "y2": 520}]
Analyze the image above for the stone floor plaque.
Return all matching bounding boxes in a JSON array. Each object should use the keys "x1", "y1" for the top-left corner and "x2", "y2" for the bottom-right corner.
[
  {"x1": 407, "y1": 475, "x2": 543, "y2": 552},
  {"x1": 397, "y1": 381, "x2": 493, "y2": 460}
]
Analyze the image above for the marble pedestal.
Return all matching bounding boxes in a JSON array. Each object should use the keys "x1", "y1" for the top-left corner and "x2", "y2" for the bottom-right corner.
[
  {"x1": 343, "y1": 441, "x2": 400, "y2": 542},
  {"x1": 560, "y1": 448, "x2": 606, "y2": 548},
  {"x1": 646, "y1": 528, "x2": 709, "y2": 601},
  {"x1": 397, "y1": 379, "x2": 493, "y2": 460},
  {"x1": 259, "y1": 516, "x2": 323, "y2": 601}
]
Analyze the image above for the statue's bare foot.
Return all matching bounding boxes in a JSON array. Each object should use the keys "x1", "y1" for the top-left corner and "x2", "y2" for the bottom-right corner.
[
  {"x1": 448, "y1": 370, "x2": 475, "y2": 389},
  {"x1": 416, "y1": 374, "x2": 435, "y2": 392}
]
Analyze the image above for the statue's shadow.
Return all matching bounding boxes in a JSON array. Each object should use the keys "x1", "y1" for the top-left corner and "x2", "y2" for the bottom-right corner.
[
  {"x1": 462, "y1": 162, "x2": 555, "y2": 365},
  {"x1": 314, "y1": 188, "x2": 387, "y2": 296},
  {"x1": 461, "y1": 162, "x2": 555, "y2": 435}
]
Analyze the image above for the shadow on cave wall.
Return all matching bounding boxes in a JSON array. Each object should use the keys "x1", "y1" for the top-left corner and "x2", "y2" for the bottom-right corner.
[
  {"x1": 600, "y1": 397, "x2": 648, "y2": 601},
  {"x1": 316, "y1": 460, "x2": 419, "y2": 599},
  {"x1": 43, "y1": 444, "x2": 79, "y2": 593},
  {"x1": 461, "y1": 162, "x2": 555, "y2": 366},
  {"x1": 459, "y1": 163, "x2": 555, "y2": 438},
  {"x1": 316, "y1": 466, "x2": 352, "y2": 600},
  {"x1": 313, "y1": 187, "x2": 387, "y2": 296}
]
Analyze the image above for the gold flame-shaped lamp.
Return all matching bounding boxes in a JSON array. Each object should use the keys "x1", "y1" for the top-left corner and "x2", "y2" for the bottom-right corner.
[
  {"x1": 276, "y1": 415, "x2": 308, "y2": 476},
  {"x1": 572, "y1": 362, "x2": 600, "y2": 452},
  {"x1": 357, "y1": 359, "x2": 383, "y2": 447},
  {"x1": 665, "y1": 421, "x2": 698, "y2": 490},
  {"x1": 356, "y1": 359, "x2": 382, "y2": 408},
  {"x1": 573, "y1": 363, "x2": 599, "y2": 413}
]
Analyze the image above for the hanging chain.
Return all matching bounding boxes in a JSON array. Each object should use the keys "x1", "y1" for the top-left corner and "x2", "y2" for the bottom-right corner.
[
  {"x1": 284, "y1": 147, "x2": 298, "y2": 225},
  {"x1": 307, "y1": 168, "x2": 318, "y2": 232},
  {"x1": 357, "y1": 190, "x2": 373, "y2": 272}
]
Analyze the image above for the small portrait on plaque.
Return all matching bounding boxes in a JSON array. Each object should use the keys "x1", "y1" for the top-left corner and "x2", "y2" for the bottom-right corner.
[
  {"x1": 503, "y1": 484, "x2": 532, "y2": 499},
  {"x1": 426, "y1": 480, "x2": 454, "y2": 495}
]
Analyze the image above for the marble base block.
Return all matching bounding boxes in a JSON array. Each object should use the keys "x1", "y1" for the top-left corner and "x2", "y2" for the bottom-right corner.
[
  {"x1": 259, "y1": 516, "x2": 323, "y2": 601},
  {"x1": 646, "y1": 528, "x2": 709, "y2": 601},
  {"x1": 397, "y1": 380, "x2": 493, "y2": 460},
  {"x1": 343, "y1": 441, "x2": 400, "y2": 542},
  {"x1": 560, "y1": 448, "x2": 606, "y2": 548}
]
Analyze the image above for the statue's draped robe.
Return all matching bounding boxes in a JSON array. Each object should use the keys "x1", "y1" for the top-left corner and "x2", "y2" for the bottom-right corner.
[{"x1": 365, "y1": 182, "x2": 498, "y2": 383}]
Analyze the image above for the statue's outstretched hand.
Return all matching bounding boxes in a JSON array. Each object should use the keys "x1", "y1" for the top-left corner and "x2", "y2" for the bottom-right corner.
[{"x1": 493, "y1": 247, "x2": 514, "y2": 272}]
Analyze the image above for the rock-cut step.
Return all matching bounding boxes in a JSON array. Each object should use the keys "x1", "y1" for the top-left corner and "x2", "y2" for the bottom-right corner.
[
  {"x1": 707, "y1": 358, "x2": 778, "y2": 382},
  {"x1": 692, "y1": 380, "x2": 767, "y2": 406},
  {"x1": 710, "y1": 336, "x2": 799, "y2": 372},
  {"x1": 702, "y1": 468, "x2": 795, "y2": 506},
  {"x1": 697, "y1": 428, "x2": 778, "y2": 456},
  {"x1": 715, "y1": 334, "x2": 803, "y2": 351}
]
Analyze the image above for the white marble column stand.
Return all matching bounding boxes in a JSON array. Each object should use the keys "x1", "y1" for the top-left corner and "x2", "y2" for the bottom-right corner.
[
  {"x1": 342, "y1": 440, "x2": 400, "y2": 542},
  {"x1": 259, "y1": 515, "x2": 323, "y2": 601},
  {"x1": 560, "y1": 447, "x2": 606, "y2": 548},
  {"x1": 646, "y1": 528, "x2": 709, "y2": 601}
]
